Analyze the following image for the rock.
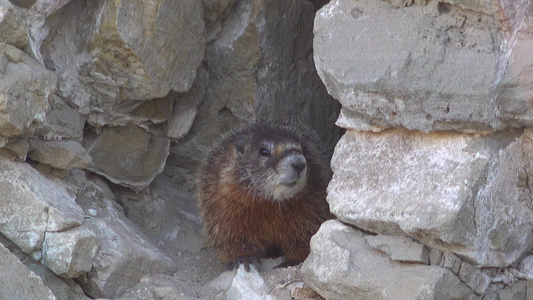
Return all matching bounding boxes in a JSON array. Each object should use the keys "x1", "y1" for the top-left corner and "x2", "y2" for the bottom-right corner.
[
  {"x1": 458, "y1": 262, "x2": 491, "y2": 295},
  {"x1": 314, "y1": 0, "x2": 533, "y2": 132},
  {"x1": 0, "y1": 4, "x2": 28, "y2": 48},
  {"x1": 24, "y1": 257, "x2": 90, "y2": 300},
  {"x1": 441, "y1": 252, "x2": 462, "y2": 275},
  {"x1": 428, "y1": 248, "x2": 443, "y2": 266},
  {"x1": 0, "y1": 235, "x2": 91, "y2": 300},
  {"x1": 41, "y1": 226, "x2": 98, "y2": 278},
  {"x1": 28, "y1": 140, "x2": 93, "y2": 169},
  {"x1": 365, "y1": 235, "x2": 429, "y2": 264},
  {"x1": 75, "y1": 178, "x2": 177, "y2": 298},
  {"x1": 4, "y1": 138, "x2": 30, "y2": 160},
  {"x1": 499, "y1": 280, "x2": 527, "y2": 300},
  {"x1": 167, "y1": 68, "x2": 208, "y2": 140},
  {"x1": 34, "y1": 94, "x2": 86, "y2": 141},
  {"x1": 301, "y1": 220, "x2": 475, "y2": 300},
  {"x1": 519, "y1": 256, "x2": 533, "y2": 277},
  {"x1": 202, "y1": 0, "x2": 236, "y2": 28},
  {"x1": 328, "y1": 128, "x2": 533, "y2": 267},
  {"x1": 226, "y1": 267, "x2": 276, "y2": 300},
  {"x1": 0, "y1": 43, "x2": 56, "y2": 137},
  {"x1": 8, "y1": 0, "x2": 37, "y2": 8},
  {"x1": 39, "y1": 0, "x2": 205, "y2": 128},
  {"x1": 496, "y1": 7, "x2": 533, "y2": 127},
  {"x1": 114, "y1": 174, "x2": 204, "y2": 254},
  {"x1": 0, "y1": 242, "x2": 56, "y2": 300},
  {"x1": 84, "y1": 125, "x2": 170, "y2": 189},
  {"x1": 0, "y1": 157, "x2": 84, "y2": 254}
]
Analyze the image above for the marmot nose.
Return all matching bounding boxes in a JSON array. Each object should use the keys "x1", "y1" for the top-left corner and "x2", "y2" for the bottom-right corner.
[{"x1": 291, "y1": 156, "x2": 306, "y2": 174}]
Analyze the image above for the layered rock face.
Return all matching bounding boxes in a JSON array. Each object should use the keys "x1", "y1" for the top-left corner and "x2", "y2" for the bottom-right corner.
[
  {"x1": 302, "y1": 0, "x2": 533, "y2": 299},
  {"x1": 0, "y1": 0, "x2": 339, "y2": 299}
]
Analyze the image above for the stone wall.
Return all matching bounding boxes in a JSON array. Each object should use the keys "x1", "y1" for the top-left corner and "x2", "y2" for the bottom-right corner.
[
  {"x1": 0, "y1": 0, "x2": 340, "y2": 299},
  {"x1": 2, "y1": 0, "x2": 533, "y2": 299},
  {"x1": 302, "y1": 0, "x2": 533, "y2": 299}
]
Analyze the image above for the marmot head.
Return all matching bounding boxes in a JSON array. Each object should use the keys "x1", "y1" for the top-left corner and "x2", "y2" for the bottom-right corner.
[{"x1": 231, "y1": 124, "x2": 309, "y2": 201}]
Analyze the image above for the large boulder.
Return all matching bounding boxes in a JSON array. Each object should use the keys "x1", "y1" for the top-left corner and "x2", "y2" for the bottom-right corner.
[
  {"x1": 328, "y1": 128, "x2": 533, "y2": 267},
  {"x1": 302, "y1": 220, "x2": 476, "y2": 299},
  {"x1": 84, "y1": 125, "x2": 170, "y2": 189},
  {"x1": 36, "y1": 0, "x2": 206, "y2": 132},
  {"x1": 314, "y1": 0, "x2": 533, "y2": 132},
  {"x1": 0, "y1": 43, "x2": 56, "y2": 138},
  {"x1": 74, "y1": 176, "x2": 177, "y2": 298},
  {"x1": 0, "y1": 157, "x2": 85, "y2": 254},
  {"x1": 0, "y1": 242, "x2": 56, "y2": 300}
]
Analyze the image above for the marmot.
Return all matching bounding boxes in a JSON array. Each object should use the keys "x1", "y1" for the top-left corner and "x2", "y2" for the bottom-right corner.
[{"x1": 197, "y1": 122, "x2": 333, "y2": 271}]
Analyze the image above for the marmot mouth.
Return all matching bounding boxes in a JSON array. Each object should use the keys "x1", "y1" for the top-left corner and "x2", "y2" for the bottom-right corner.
[{"x1": 284, "y1": 181, "x2": 298, "y2": 188}]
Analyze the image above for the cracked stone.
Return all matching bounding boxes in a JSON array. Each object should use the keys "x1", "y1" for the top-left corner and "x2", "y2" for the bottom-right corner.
[
  {"x1": 0, "y1": 157, "x2": 84, "y2": 254},
  {"x1": 329, "y1": 128, "x2": 533, "y2": 267},
  {"x1": 365, "y1": 235, "x2": 429, "y2": 264},
  {"x1": 41, "y1": 226, "x2": 98, "y2": 279}
]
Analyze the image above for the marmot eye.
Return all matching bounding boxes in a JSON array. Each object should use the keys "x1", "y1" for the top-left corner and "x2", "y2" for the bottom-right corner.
[{"x1": 259, "y1": 147, "x2": 270, "y2": 156}]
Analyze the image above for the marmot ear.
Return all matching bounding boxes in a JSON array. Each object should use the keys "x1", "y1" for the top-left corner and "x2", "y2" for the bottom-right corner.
[{"x1": 235, "y1": 135, "x2": 248, "y2": 155}]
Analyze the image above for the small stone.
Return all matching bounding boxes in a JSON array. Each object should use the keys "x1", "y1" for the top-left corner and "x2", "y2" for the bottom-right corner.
[
  {"x1": 28, "y1": 140, "x2": 93, "y2": 169},
  {"x1": 458, "y1": 262, "x2": 490, "y2": 295},
  {"x1": 3, "y1": 43, "x2": 23, "y2": 62},
  {"x1": 441, "y1": 252, "x2": 462, "y2": 275},
  {"x1": 428, "y1": 248, "x2": 443, "y2": 266},
  {"x1": 41, "y1": 226, "x2": 98, "y2": 278}
]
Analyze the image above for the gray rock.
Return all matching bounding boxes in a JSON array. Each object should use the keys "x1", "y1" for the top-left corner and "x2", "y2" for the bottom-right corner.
[
  {"x1": 0, "y1": 234, "x2": 90, "y2": 300},
  {"x1": 226, "y1": 267, "x2": 276, "y2": 300},
  {"x1": 518, "y1": 256, "x2": 533, "y2": 277},
  {"x1": 0, "y1": 157, "x2": 84, "y2": 254},
  {"x1": 328, "y1": 128, "x2": 533, "y2": 267},
  {"x1": 41, "y1": 226, "x2": 98, "y2": 278},
  {"x1": 314, "y1": 0, "x2": 533, "y2": 132},
  {"x1": 365, "y1": 235, "x2": 429, "y2": 264},
  {"x1": 34, "y1": 94, "x2": 86, "y2": 141},
  {"x1": 0, "y1": 4, "x2": 28, "y2": 48},
  {"x1": 499, "y1": 280, "x2": 527, "y2": 300},
  {"x1": 24, "y1": 257, "x2": 90, "y2": 300},
  {"x1": 84, "y1": 125, "x2": 170, "y2": 189},
  {"x1": 39, "y1": 0, "x2": 205, "y2": 128},
  {"x1": 4, "y1": 138, "x2": 30, "y2": 160},
  {"x1": 301, "y1": 220, "x2": 475, "y2": 300},
  {"x1": 429, "y1": 248, "x2": 443, "y2": 266},
  {"x1": 458, "y1": 262, "x2": 491, "y2": 295},
  {"x1": 0, "y1": 43, "x2": 56, "y2": 137},
  {"x1": 441, "y1": 252, "x2": 462, "y2": 275},
  {"x1": 0, "y1": 242, "x2": 56, "y2": 300},
  {"x1": 75, "y1": 178, "x2": 177, "y2": 298},
  {"x1": 28, "y1": 139, "x2": 93, "y2": 169}
]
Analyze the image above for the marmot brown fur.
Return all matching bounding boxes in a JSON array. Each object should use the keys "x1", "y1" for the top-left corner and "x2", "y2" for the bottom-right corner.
[{"x1": 197, "y1": 122, "x2": 333, "y2": 271}]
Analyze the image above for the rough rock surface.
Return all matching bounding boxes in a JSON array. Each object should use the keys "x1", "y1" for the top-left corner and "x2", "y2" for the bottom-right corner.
[
  {"x1": 73, "y1": 175, "x2": 177, "y2": 299},
  {"x1": 328, "y1": 128, "x2": 533, "y2": 267},
  {"x1": 0, "y1": 43, "x2": 56, "y2": 137},
  {"x1": 302, "y1": 0, "x2": 533, "y2": 298},
  {"x1": 302, "y1": 220, "x2": 476, "y2": 299},
  {"x1": 2, "y1": 0, "x2": 533, "y2": 298},
  {"x1": 314, "y1": 0, "x2": 532, "y2": 132},
  {"x1": 84, "y1": 125, "x2": 170, "y2": 189},
  {"x1": 0, "y1": 157, "x2": 84, "y2": 255},
  {"x1": 28, "y1": 139, "x2": 92, "y2": 169},
  {"x1": 0, "y1": 242, "x2": 56, "y2": 300}
]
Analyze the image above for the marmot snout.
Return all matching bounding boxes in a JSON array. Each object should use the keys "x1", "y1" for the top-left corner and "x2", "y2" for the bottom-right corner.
[{"x1": 197, "y1": 122, "x2": 333, "y2": 271}]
